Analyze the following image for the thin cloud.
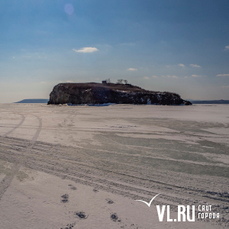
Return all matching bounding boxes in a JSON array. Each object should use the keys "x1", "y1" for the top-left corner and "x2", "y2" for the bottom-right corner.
[
  {"x1": 64, "y1": 4, "x2": 74, "y2": 15},
  {"x1": 152, "y1": 75, "x2": 158, "y2": 78},
  {"x1": 216, "y1": 74, "x2": 229, "y2": 77},
  {"x1": 127, "y1": 68, "x2": 137, "y2": 71},
  {"x1": 169, "y1": 75, "x2": 179, "y2": 79},
  {"x1": 190, "y1": 64, "x2": 201, "y2": 68},
  {"x1": 192, "y1": 74, "x2": 201, "y2": 77},
  {"x1": 178, "y1": 63, "x2": 185, "y2": 67},
  {"x1": 222, "y1": 85, "x2": 229, "y2": 88},
  {"x1": 73, "y1": 47, "x2": 98, "y2": 53},
  {"x1": 224, "y1": 45, "x2": 229, "y2": 50},
  {"x1": 143, "y1": 76, "x2": 149, "y2": 79},
  {"x1": 162, "y1": 75, "x2": 179, "y2": 79}
]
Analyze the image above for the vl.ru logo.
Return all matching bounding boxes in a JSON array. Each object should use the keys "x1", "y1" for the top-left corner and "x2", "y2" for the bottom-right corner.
[
  {"x1": 156, "y1": 205, "x2": 195, "y2": 222},
  {"x1": 136, "y1": 194, "x2": 195, "y2": 222}
]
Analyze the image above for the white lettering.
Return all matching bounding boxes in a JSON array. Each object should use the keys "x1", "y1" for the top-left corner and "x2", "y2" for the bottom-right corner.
[
  {"x1": 166, "y1": 205, "x2": 173, "y2": 222},
  {"x1": 187, "y1": 205, "x2": 195, "y2": 222},
  {"x1": 178, "y1": 205, "x2": 186, "y2": 222},
  {"x1": 156, "y1": 205, "x2": 166, "y2": 222}
]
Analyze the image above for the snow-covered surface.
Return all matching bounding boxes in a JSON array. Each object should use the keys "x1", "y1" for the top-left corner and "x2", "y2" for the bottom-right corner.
[{"x1": 0, "y1": 103, "x2": 228, "y2": 228}]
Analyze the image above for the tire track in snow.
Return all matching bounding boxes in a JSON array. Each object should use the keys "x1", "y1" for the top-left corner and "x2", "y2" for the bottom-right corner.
[
  {"x1": 0, "y1": 115, "x2": 42, "y2": 200},
  {"x1": 2, "y1": 114, "x2": 25, "y2": 137}
]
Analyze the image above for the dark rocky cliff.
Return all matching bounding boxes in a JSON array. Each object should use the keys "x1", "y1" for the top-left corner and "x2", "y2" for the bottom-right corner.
[{"x1": 48, "y1": 82, "x2": 192, "y2": 105}]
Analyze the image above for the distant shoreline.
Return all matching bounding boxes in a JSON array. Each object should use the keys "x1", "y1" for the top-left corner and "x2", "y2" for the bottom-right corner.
[
  {"x1": 191, "y1": 100, "x2": 229, "y2": 104},
  {"x1": 15, "y1": 99, "x2": 49, "y2": 103}
]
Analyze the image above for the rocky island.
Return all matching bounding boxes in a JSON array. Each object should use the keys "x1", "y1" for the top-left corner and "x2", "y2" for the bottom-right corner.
[{"x1": 47, "y1": 82, "x2": 192, "y2": 105}]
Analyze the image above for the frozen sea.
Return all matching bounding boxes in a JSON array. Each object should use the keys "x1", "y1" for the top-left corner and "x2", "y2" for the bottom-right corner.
[{"x1": 0, "y1": 103, "x2": 228, "y2": 228}]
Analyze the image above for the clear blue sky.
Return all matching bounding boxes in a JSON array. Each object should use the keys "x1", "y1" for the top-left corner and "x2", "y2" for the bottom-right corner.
[{"x1": 1, "y1": 0, "x2": 229, "y2": 102}]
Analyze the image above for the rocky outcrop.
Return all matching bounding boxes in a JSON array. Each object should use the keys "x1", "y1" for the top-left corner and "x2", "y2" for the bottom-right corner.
[{"x1": 48, "y1": 82, "x2": 192, "y2": 105}]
